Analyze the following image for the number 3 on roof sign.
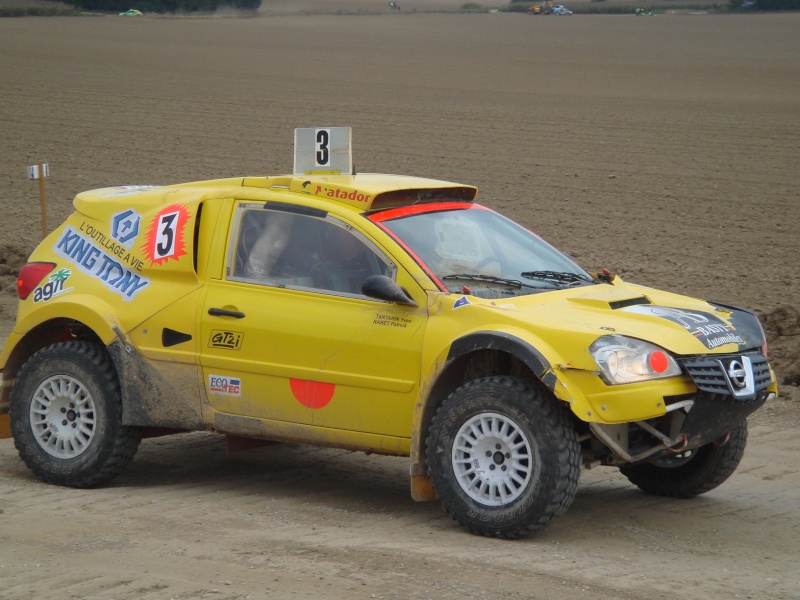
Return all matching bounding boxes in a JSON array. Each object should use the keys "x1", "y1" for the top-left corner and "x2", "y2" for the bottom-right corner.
[{"x1": 294, "y1": 127, "x2": 352, "y2": 175}]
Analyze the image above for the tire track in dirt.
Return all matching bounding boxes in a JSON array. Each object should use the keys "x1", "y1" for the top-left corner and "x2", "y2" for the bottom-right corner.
[{"x1": 2, "y1": 421, "x2": 799, "y2": 600}]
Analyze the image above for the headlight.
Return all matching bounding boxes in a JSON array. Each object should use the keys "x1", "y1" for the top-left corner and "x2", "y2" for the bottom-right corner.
[{"x1": 589, "y1": 335, "x2": 681, "y2": 385}]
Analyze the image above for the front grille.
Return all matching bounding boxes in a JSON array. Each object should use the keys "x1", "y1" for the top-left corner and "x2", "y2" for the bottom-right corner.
[{"x1": 680, "y1": 352, "x2": 772, "y2": 399}]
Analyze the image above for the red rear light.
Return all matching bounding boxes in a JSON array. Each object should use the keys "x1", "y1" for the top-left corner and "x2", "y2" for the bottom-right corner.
[{"x1": 17, "y1": 262, "x2": 56, "y2": 300}]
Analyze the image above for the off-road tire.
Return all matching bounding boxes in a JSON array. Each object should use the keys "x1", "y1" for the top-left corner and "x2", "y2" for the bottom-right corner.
[
  {"x1": 9, "y1": 341, "x2": 142, "y2": 488},
  {"x1": 426, "y1": 376, "x2": 580, "y2": 539},
  {"x1": 620, "y1": 420, "x2": 748, "y2": 498}
]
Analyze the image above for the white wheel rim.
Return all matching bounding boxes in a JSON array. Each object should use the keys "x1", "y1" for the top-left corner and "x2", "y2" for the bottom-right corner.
[
  {"x1": 452, "y1": 412, "x2": 533, "y2": 506},
  {"x1": 29, "y1": 375, "x2": 97, "y2": 459}
]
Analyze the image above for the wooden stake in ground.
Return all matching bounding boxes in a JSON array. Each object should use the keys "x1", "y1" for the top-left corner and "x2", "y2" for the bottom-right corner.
[{"x1": 27, "y1": 161, "x2": 49, "y2": 237}]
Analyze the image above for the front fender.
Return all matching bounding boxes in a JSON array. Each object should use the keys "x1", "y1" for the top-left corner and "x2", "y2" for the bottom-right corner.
[{"x1": 409, "y1": 328, "x2": 576, "y2": 499}]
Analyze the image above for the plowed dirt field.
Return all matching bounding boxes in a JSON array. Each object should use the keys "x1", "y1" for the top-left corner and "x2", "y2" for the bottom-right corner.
[{"x1": 1, "y1": 9, "x2": 799, "y2": 600}]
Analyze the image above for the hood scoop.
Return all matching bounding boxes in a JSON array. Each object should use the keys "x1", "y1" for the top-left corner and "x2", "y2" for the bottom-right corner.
[
  {"x1": 609, "y1": 296, "x2": 652, "y2": 310},
  {"x1": 567, "y1": 293, "x2": 651, "y2": 310}
]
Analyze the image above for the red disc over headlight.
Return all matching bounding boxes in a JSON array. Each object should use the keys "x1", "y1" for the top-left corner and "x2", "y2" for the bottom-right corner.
[{"x1": 648, "y1": 350, "x2": 669, "y2": 373}]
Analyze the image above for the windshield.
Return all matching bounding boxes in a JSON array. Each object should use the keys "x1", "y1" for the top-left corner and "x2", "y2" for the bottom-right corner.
[{"x1": 375, "y1": 205, "x2": 594, "y2": 298}]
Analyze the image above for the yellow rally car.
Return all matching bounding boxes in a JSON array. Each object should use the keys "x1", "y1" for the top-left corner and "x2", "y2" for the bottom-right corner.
[{"x1": 0, "y1": 128, "x2": 777, "y2": 538}]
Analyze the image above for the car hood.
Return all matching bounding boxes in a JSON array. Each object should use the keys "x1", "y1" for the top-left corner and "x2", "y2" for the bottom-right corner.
[{"x1": 451, "y1": 279, "x2": 764, "y2": 359}]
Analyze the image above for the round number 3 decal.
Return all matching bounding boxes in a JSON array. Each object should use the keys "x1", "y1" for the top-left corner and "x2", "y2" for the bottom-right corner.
[{"x1": 143, "y1": 204, "x2": 190, "y2": 266}]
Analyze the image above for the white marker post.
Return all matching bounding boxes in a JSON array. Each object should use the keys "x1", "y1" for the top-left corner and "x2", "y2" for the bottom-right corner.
[{"x1": 27, "y1": 161, "x2": 50, "y2": 237}]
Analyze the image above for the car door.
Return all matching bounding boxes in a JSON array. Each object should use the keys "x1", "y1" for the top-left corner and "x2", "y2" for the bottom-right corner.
[{"x1": 200, "y1": 202, "x2": 427, "y2": 438}]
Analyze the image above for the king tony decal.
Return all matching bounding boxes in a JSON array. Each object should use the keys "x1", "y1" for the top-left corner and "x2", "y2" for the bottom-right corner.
[
  {"x1": 143, "y1": 204, "x2": 191, "y2": 266},
  {"x1": 54, "y1": 226, "x2": 150, "y2": 300}
]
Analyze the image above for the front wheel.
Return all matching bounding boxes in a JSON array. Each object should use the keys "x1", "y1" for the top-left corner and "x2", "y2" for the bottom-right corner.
[
  {"x1": 426, "y1": 376, "x2": 580, "y2": 538},
  {"x1": 9, "y1": 341, "x2": 142, "y2": 488},
  {"x1": 620, "y1": 421, "x2": 748, "y2": 498}
]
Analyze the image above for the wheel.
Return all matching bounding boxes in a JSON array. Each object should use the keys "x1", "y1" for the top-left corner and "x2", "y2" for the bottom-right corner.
[
  {"x1": 426, "y1": 376, "x2": 580, "y2": 538},
  {"x1": 620, "y1": 421, "x2": 747, "y2": 498},
  {"x1": 9, "y1": 341, "x2": 142, "y2": 488}
]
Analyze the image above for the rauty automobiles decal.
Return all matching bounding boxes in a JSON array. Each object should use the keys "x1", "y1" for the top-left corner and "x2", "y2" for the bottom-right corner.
[{"x1": 623, "y1": 305, "x2": 746, "y2": 349}]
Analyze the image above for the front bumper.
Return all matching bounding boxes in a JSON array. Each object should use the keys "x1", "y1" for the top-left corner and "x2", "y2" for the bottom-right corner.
[{"x1": 587, "y1": 351, "x2": 775, "y2": 465}]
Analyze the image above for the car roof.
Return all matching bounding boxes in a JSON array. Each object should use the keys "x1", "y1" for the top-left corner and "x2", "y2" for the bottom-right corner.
[{"x1": 72, "y1": 173, "x2": 478, "y2": 219}]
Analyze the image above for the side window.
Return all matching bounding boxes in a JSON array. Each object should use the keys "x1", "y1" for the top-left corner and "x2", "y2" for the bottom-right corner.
[{"x1": 231, "y1": 206, "x2": 394, "y2": 297}]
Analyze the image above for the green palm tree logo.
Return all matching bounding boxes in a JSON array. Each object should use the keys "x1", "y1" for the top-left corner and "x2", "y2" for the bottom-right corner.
[{"x1": 49, "y1": 268, "x2": 71, "y2": 283}]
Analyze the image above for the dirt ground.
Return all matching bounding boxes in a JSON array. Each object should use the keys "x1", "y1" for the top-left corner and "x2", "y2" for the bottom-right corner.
[{"x1": 0, "y1": 7, "x2": 799, "y2": 600}]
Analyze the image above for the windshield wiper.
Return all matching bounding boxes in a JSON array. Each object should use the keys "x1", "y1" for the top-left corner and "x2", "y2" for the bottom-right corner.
[
  {"x1": 442, "y1": 273, "x2": 534, "y2": 289},
  {"x1": 520, "y1": 270, "x2": 594, "y2": 286},
  {"x1": 442, "y1": 273, "x2": 543, "y2": 291}
]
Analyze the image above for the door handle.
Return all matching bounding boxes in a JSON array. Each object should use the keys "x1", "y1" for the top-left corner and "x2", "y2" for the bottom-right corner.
[{"x1": 208, "y1": 307, "x2": 246, "y2": 319}]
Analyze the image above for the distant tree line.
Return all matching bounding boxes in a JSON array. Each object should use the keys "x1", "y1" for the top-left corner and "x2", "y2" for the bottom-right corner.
[
  {"x1": 66, "y1": 0, "x2": 261, "y2": 13},
  {"x1": 751, "y1": 0, "x2": 800, "y2": 8}
]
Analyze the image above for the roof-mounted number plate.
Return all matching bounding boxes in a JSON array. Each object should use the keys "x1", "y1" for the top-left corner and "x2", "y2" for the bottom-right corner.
[{"x1": 294, "y1": 127, "x2": 352, "y2": 175}]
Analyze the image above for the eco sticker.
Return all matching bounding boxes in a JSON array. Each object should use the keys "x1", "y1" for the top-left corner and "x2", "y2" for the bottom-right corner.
[
  {"x1": 208, "y1": 375, "x2": 241, "y2": 397},
  {"x1": 33, "y1": 268, "x2": 73, "y2": 303},
  {"x1": 143, "y1": 204, "x2": 191, "y2": 266}
]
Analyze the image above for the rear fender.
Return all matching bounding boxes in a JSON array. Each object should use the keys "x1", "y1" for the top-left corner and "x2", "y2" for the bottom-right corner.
[{"x1": 0, "y1": 298, "x2": 121, "y2": 421}]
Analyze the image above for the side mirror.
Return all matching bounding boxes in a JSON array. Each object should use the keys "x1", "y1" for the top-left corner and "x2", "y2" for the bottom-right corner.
[{"x1": 362, "y1": 275, "x2": 418, "y2": 307}]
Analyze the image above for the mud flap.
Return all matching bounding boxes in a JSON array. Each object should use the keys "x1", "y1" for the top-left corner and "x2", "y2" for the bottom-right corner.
[{"x1": 0, "y1": 413, "x2": 10, "y2": 439}]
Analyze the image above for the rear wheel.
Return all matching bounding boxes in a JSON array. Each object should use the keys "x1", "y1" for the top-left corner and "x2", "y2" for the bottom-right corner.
[
  {"x1": 10, "y1": 341, "x2": 142, "y2": 488},
  {"x1": 426, "y1": 376, "x2": 580, "y2": 538},
  {"x1": 620, "y1": 421, "x2": 747, "y2": 498}
]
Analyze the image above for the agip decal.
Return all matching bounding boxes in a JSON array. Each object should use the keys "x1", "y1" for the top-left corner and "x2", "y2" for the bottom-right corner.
[
  {"x1": 143, "y1": 204, "x2": 191, "y2": 266},
  {"x1": 33, "y1": 268, "x2": 73, "y2": 303}
]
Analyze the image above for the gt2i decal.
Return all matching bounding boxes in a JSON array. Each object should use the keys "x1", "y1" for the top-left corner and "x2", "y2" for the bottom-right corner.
[
  {"x1": 624, "y1": 305, "x2": 746, "y2": 350},
  {"x1": 208, "y1": 375, "x2": 241, "y2": 397},
  {"x1": 209, "y1": 330, "x2": 243, "y2": 350},
  {"x1": 143, "y1": 204, "x2": 191, "y2": 266},
  {"x1": 54, "y1": 226, "x2": 150, "y2": 300},
  {"x1": 33, "y1": 268, "x2": 73, "y2": 303}
]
